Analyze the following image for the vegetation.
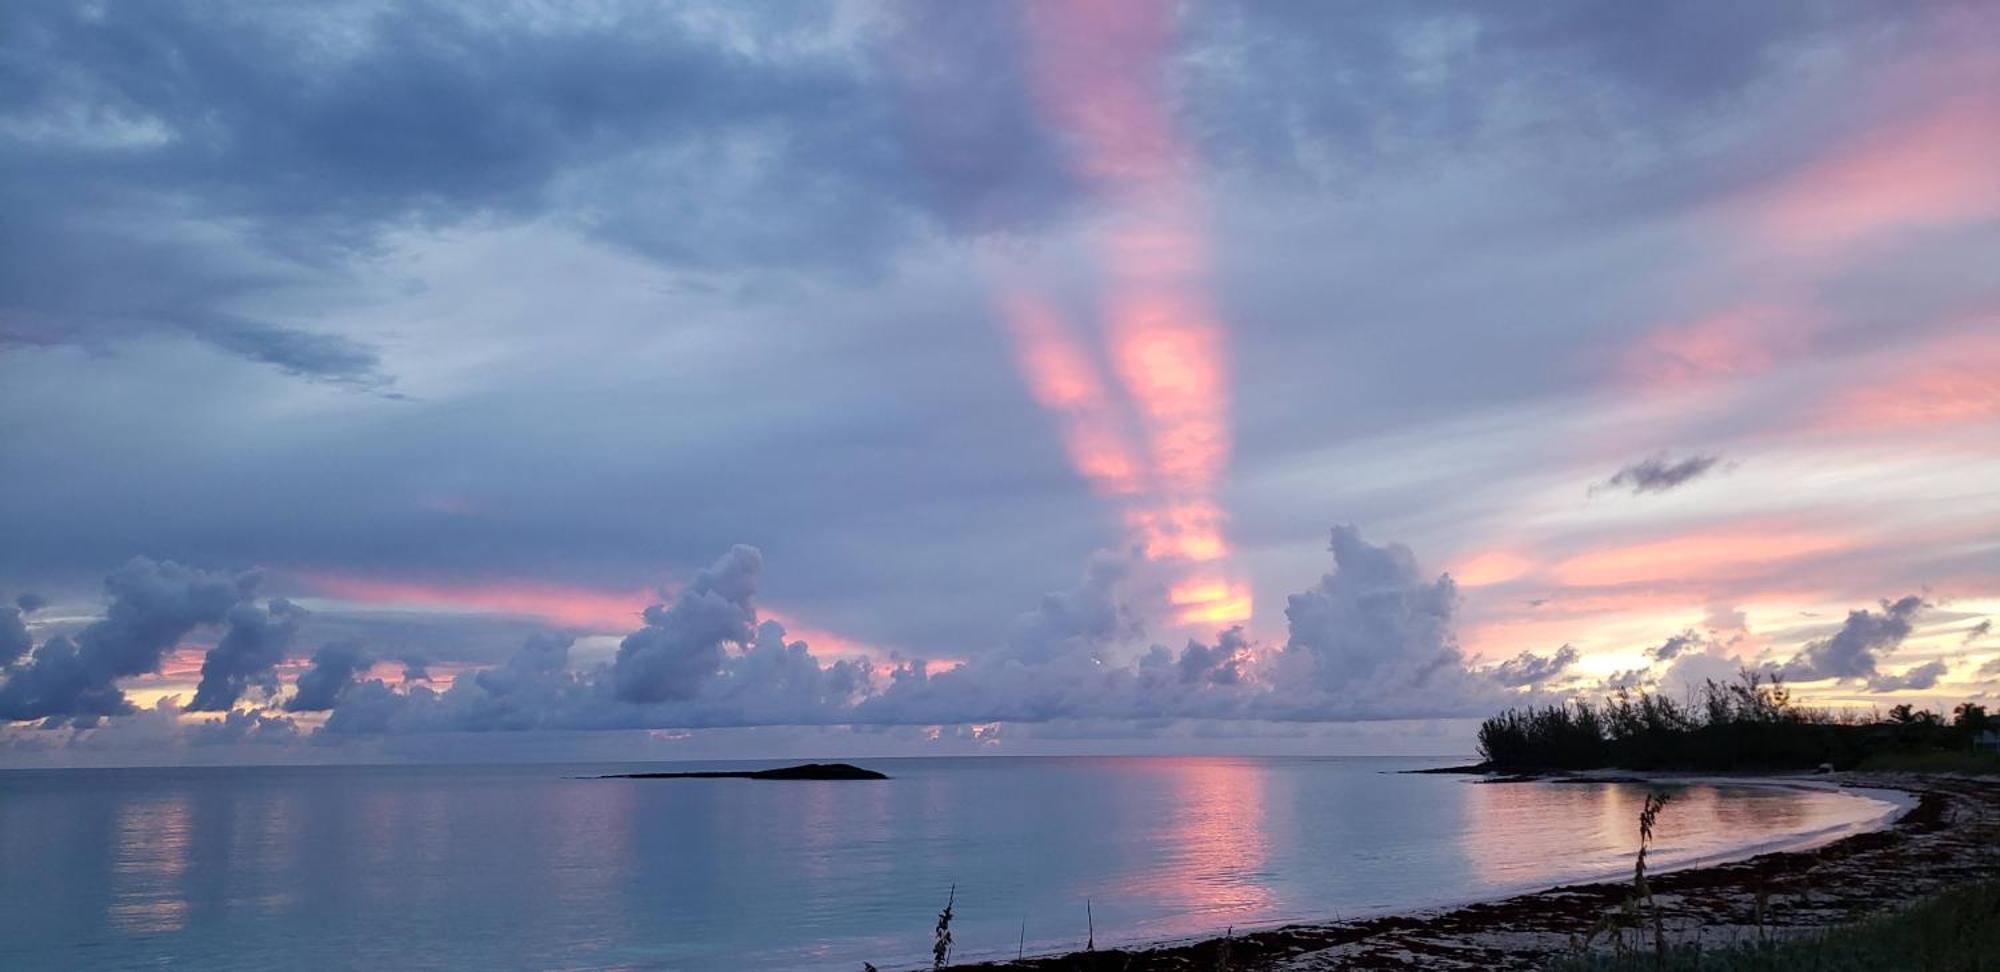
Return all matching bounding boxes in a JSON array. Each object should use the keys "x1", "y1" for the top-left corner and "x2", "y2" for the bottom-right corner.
[
  {"x1": 934, "y1": 885, "x2": 956, "y2": 969},
  {"x1": 1550, "y1": 879, "x2": 2000, "y2": 971},
  {"x1": 1477, "y1": 671, "x2": 1998, "y2": 772}
]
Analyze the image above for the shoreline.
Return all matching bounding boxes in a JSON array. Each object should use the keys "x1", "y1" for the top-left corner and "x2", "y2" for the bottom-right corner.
[{"x1": 966, "y1": 773, "x2": 2000, "y2": 971}]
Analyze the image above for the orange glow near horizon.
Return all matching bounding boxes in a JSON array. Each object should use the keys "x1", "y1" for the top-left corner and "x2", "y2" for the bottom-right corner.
[{"x1": 299, "y1": 573, "x2": 654, "y2": 631}]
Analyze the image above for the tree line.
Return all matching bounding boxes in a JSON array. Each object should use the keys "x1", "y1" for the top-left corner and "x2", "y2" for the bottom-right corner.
[{"x1": 1477, "y1": 671, "x2": 1996, "y2": 771}]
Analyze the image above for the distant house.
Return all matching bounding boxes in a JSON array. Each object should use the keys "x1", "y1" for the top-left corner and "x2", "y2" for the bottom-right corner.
[{"x1": 1977, "y1": 731, "x2": 2000, "y2": 753}]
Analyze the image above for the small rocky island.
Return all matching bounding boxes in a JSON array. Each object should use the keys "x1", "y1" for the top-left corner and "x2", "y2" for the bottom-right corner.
[{"x1": 596, "y1": 762, "x2": 888, "y2": 781}]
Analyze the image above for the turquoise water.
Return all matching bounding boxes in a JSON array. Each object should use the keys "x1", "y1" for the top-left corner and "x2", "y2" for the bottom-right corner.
[{"x1": 0, "y1": 757, "x2": 1898, "y2": 969}]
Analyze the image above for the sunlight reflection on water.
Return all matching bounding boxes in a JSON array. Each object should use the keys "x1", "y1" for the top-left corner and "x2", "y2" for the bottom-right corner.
[{"x1": 0, "y1": 759, "x2": 1898, "y2": 970}]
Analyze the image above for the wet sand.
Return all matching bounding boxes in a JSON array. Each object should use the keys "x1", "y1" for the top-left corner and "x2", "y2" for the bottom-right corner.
[{"x1": 968, "y1": 774, "x2": 2000, "y2": 971}]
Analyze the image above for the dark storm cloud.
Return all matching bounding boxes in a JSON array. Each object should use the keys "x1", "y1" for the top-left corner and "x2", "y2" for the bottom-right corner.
[
  {"x1": 188, "y1": 598, "x2": 308, "y2": 712},
  {"x1": 1779, "y1": 595, "x2": 1927, "y2": 686},
  {"x1": 1596, "y1": 455, "x2": 1723, "y2": 496},
  {"x1": 0, "y1": 559, "x2": 255, "y2": 724},
  {"x1": 285, "y1": 641, "x2": 372, "y2": 712},
  {"x1": 1488, "y1": 645, "x2": 1580, "y2": 688}
]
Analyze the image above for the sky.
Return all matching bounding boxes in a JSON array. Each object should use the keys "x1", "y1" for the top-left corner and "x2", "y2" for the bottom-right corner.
[{"x1": 1, "y1": 0, "x2": 1996, "y2": 766}]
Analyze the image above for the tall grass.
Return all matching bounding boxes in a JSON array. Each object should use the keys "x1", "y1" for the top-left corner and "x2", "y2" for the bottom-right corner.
[{"x1": 934, "y1": 885, "x2": 955, "y2": 969}]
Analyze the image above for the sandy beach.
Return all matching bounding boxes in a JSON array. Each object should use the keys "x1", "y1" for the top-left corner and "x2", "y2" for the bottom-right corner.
[{"x1": 970, "y1": 774, "x2": 2000, "y2": 970}]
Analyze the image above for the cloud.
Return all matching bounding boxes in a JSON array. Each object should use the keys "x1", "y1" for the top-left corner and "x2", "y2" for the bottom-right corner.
[
  {"x1": 1966, "y1": 619, "x2": 1993, "y2": 645},
  {"x1": 400, "y1": 656, "x2": 432, "y2": 683},
  {"x1": 196, "y1": 316, "x2": 392, "y2": 390},
  {"x1": 1651, "y1": 629, "x2": 1707, "y2": 661},
  {"x1": 187, "y1": 598, "x2": 308, "y2": 711},
  {"x1": 0, "y1": 1, "x2": 1072, "y2": 385},
  {"x1": 1177, "y1": 626, "x2": 1250, "y2": 686},
  {"x1": 0, "y1": 603, "x2": 29, "y2": 668},
  {"x1": 1868, "y1": 659, "x2": 1949, "y2": 693},
  {"x1": 15, "y1": 594, "x2": 47, "y2": 613},
  {"x1": 1778, "y1": 594, "x2": 1926, "y2": 685},
  {"x1": 315, "y1": 528, "x2": 1521, "y2": 732},
  {"x1": 1272, "y1": 526, "x2": 1474, "y2": 709},
  {"x1": 188, "y1": 707, "x2": 302, "y2": 747},
  {"x1": 1596, "y1": 454, "x2": 1723, "y2": 495},
  {"x1": 610, "y1": 545, "x2": 762, "y2": 704},
  {"x1": 1488, "y1": 644, "x2": 1580, "y2": 687},
  {"x1": 285, "y1": 641, "x2": 373, "y2": 712},
  {"x1": 0, "y1": 558, "x2": 255, "y2": 724}
]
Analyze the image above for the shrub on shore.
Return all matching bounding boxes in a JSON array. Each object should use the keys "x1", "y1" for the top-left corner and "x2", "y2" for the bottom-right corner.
[{"x1": 1478, "y1": 672, "x2": 1995, "y2": 772}]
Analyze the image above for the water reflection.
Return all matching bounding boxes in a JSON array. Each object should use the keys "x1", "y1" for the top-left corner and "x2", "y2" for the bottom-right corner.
[
  {"x1": 1461, "y1": 780, "x2": 1868, "y2": 890},
  {"x1": 109, "y1": 791, "x2": 192, "y2": 934},
  {"x1": 0, "y1": 761, "x2": 1902, "y2": 971},
  {"x1": 1117, "y1": 758, "x2": 1274, "y2": 930}
]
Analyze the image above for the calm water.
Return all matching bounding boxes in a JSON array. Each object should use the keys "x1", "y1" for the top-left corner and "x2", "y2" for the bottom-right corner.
[{"x1": 0, "y1": 757, "x2": 1900, "y2": 970}]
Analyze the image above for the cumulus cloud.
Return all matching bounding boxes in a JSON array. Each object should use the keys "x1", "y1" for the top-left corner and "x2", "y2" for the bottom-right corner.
[
  {"x1": 1596, "y1": 454, "x2": 1723, "y2": 495},
  {"x1": 0, "y1": 530, "x2": 1579, "y2": 742},
  {"x1": 0, "y1": 558, "x2": 255, "y2": 724},
  {"x1": 611, "y1": 545, "x2": 761, "y2": 704},
  {"x1": 188, "y1": 598, "x2": 308, "y2": 711},
  {"x1": 1778, "y1": 595, "x2": 1926, "y2": 686},
  {"x1": 285, "y1": 641, "x2": 373, "y2": 712},
  {"x1": 1488, "y1": 645, "x2": 1580, "y2": 687},
  {"x1": 15, "y1": 593, "x2": 47, "y2": 613},
  {"x1": 188, "y1": 707, "x2": 302, "y2": 746},
  {"x1": 400, "y1": 655, "x2": 432, "y2": 683},
  {"x1": 1273, "y1": 526, "x2": 1475, "y2": 709},
  {"x1": 1177, "y1": 627, "x2": 1250, "y2": 687}
]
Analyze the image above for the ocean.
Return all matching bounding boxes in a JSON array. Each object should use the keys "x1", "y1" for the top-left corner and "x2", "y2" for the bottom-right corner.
[{"x1": 0, "y1": 756, "x2": 1901, "y2": 970}]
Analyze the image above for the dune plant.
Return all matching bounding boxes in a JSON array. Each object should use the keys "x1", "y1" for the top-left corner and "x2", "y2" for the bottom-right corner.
[
  {"x1": 1632, "y1": 792, "x2": 1671, "y2": 958},
  {"x1": 934, "y1": 885, "x2": 955, "y2": 969},
  {"x1": 1574, "y1": 791, "x2": 1674, "y2": 958}
]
